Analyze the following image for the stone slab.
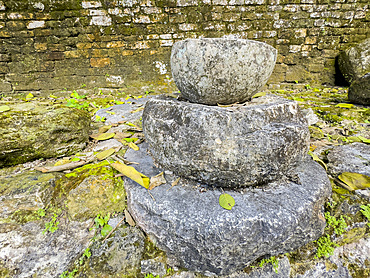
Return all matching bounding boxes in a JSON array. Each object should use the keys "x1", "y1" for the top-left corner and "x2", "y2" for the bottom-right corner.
[
  {"x1": 124, "y1": 143, "x2": 331, "y2": 276},
  {"x1": 143, "y1": 94, "x2": 309, "y2": 187},
  {"x1": 326, "y1": 143, "x2": 370, "y2": 177}
]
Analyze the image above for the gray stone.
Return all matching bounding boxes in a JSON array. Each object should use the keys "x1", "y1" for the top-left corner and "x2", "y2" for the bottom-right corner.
[
  {"x1": 141, "y1": 258, "x2": 167, "y2": 277},
  {"x1": 0, "y1": 220, "x2": 93, "y2": 278},
  {"x1": 338, "y1": 38, "x2": 370, "y2": 84},
  {"x1": 0, "y1": 102, "x2": 90, "y2": 167},
  {"x1": 302, "y1": 108, "x2": 319, "y2": 126},
  {"x1": 348, "y1": 73, "x2": 370, "y2": 105},
  {"x1": 88, "y1": 226, "x2": 145, "y2": 277},
  {"x1": 171, "y1": 38, "x2": 277, "y2": 105},
  {"x1": 326, "y1": 143, "x2": 370, "y2": 177},
  {"x1": 143, "y1": 95, "x2": 309, "y2": 187},
  {"x1": 124, "y1": 143, "x2": 331, "y2": 276},
  {"x1": 95, "y1": 95, "x2": 152, "y2": 124}
]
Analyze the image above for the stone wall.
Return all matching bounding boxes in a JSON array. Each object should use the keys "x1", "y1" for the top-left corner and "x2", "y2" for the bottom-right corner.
[{"x1": 0, "y1": 0, "x2": 368, "y2": 95}]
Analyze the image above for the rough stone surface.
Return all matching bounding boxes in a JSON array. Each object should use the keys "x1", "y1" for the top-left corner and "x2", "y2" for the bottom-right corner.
[
  {"x1": 88, "y1": 226, "x2": 146, "y2": 277},
  {"x1": 143, "y1": 95, "x2": 309, "y2": 187},
  {"x1": 338, "y1": 38, "x2": 370, "y2": 84},
  {"x1": 0, "y1": 169, "x2": 94, "y2": 277},
  {"x1": 124, "y1": 143, "x2": 331, "y2": 276},
  {"x1": 95, "y1": 95, "x2": 151, "y2": 124},
  {"x1": 0, "y1": 102, "x2": 90, "y2": 167},
  {"x1": 348, "y1": 73, "x2": 370, "y2": 105},
  {"x1": 171, "y1": 38, "x2": 277, "y2": 105},
  {"x1": 326, "y1": 143, "x2": 370, "y2": 177}
]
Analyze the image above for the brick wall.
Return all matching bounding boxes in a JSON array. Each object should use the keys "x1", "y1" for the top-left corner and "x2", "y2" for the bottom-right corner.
[{"x1": 0, "y1": 0, "x2": 368, "y2": 95}]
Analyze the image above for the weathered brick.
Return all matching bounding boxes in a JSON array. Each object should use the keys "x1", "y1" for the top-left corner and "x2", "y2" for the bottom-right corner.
[{"x1": 90, "y1": 57, "x2": 110, "y2": 67}]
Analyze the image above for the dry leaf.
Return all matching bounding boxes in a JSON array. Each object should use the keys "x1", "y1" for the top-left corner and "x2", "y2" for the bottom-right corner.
[
  {"x1": 114, "y1": 132, "x2": 132, "y2": 139},
  {"x1": 96, "y1": 148, "x2": 115, "y2": 160},
  {"x1": 149, "y1": 172, "x2": 166, "y2": 190},
  {"x1": 338, "y1": 172, "x2": 370, "y2": 191},
  {"x1": 111, "y1": 162, "x2": 150, "y2": 189},
  {"x1": 128, "y1": 142, "x2": 139, "y2": 151},
  {"x1": 90, "y1": 133, "x2": 115, "y2": 141},
  {"x1": 98, "y1": 125, "x2": 112, "y2": 133},
  {"x1": 124, "y1": 209, "x2": 135, "y2": 226},
  {"x1": 172, "y1": 177, "x2": 180, "y2": 187},
  {"x1": 252, "y1": 92, "x2": 267, "y2": 98},
  {"x1": 130, "y1": 107, "x2": 144, "y2": 113},
  {"x1": 308, "y1": 151, "x2": 327, "y2": 171}
]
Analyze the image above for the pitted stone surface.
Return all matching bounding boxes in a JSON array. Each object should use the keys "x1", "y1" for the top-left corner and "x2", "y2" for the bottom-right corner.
[
  {"x1": 327, "y1": 143, "x2": 370, "y2": 177},
  {"x1": 348, "y1": 73, "x2": 370, "y2": 105},
  {"x1": 338, "y1": 38, "x2": 370, "y2": 84},
  {"x1": 171, "y1": 38, "x2": 277, "y2": 105},
  {"x1": 143, "y1": 94, "x2": 309, "y2": 187},
  {"x1": 124, "y1": 143, "x2": 331, "y2": 276}
]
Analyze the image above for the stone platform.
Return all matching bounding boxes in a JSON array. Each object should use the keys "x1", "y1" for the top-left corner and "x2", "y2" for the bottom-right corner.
[{"x1": 124, "y1": 143, "x2": 331, "y2": 276}]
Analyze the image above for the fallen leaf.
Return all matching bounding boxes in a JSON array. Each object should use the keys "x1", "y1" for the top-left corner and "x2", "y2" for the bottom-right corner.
[
  {"x1": 219, "y1": 193, "x2": 235, "y2": 210},
  {"x1": 54, "y1": 158, "x2": 70, "y2": 166},
  {"x1": 114, "y1": 132, "x2": 132, "y2": 139},
  {"x1": 128, "y1": 142, "x2": 139, "y2": 151},
  {"x1": 26, "y1": 92, "x2": 34, "y2": 100},
  {"x1": 357, "y1": 136, "x2": 370, "y2": 144},
  {"x1": 149, "y1": 172, "x2": 166, "y2": 190},
  {"x1": 252, "y1": 92, "x2": 267, "y2": 98},
  {"x1": 0, "y1": 105, "x2": 10, "y2": 112},
  {"x1": 90, "y1": 133, "x2": 115, "y2": 141},
  {"x1": 130, "y1": 107, "x2": 144, "y2": 113},
  {"x1": 96, "y1": 148, "x2": 115, "y2": 160},
  {"x1": 70, "y1": 157, "x2": 81, "y2": 162},
  {"x1": 98, "y1": 125, "x2": 112, "y2": 133},
  {"x1": 338, "y1": 172, "x2": 370, "y2": 191},
  {"x1": 335, "y1": 103, "x2": 354, "y2": 109},
  {"x1": 111, "y1": 162, "x2": 150, "y2": 189},
  {"x1": 308, "y1": 151, "x2": 327, "y2": 171},
  {"x1": 124, "y1": 209, "x2": 136, "y2": 226}
]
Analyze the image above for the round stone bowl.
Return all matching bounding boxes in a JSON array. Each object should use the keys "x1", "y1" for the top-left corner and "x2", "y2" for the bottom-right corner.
[{"x1": 171, "y1": 38, "x2": 277, "y2": 105}]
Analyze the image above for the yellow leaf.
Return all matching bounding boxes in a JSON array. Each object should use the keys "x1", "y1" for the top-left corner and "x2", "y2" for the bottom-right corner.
[
  {"x1": 252, "y1": 92, "x2": 267, "y2": 98},
  {"x1": 130, "y1": 107, "x2": 144, "y2": 113},
  {"x1": 338, "y1": 172, "x2": 370, "y2": 191},
  {"x1": 335, "y1": 103, "x2": 354, "y2": 109},
  {"x1": 357, "y1": 136, "x2": 370, "y2": 144},
  {"x1": 308, "y1": 151, "x2": 327, "y2": 171},
  {"x1": 54, "y1": 158, "x2": 70, "y2": 166},
  {"x1": 90, "y1": 133, "x2": 115, "y2": 141},
  {"x1": 128, "y1": 142, "x2": 139, "y2": 151},
  {"x1": 149, "y1": 172, "x2": 166, "y2": 190},
  {"x1": 0, "y1": 105, "x2": 10, "y2": 112},
  {"x1": 111, "y1": 162, "x2": 150, "y2": 189},
  {"x1": 98, "y1": 125, "x2": 112, "y2": 133},
  {"x1": 26, "y1": 93, "x2": 34, "y2": 100},
  {"x1": 96, "y1": 148, "x2": 115, "y2": 160}
]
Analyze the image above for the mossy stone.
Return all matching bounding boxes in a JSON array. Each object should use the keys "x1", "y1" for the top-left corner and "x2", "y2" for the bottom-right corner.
[{"x1": 0, "y1": 102, "x2": 91, "y2": 167}]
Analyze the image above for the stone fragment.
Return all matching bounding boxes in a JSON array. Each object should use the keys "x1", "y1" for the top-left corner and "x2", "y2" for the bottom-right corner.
[
  {"x1": 171, "y1": 38, "x2": 277, "y2": 105},
  {"x1": 143, "y1": 95, "x2": 309, "y2": 187},
  {"x1": 338, "y1": 38, "x2": 370, "y2": 84},
  {"x1": 88, "y1": 226, "x2": 145, "y2": 277},
  {"x1": 348, "y1": 73, "x2": 370, "y2": 105},
  {"x1": 124, "y1": 143, "x2": 331, "y2": 276},
  {"x1": 326, "y1": 143, "x2": 370, "y2": 177},
  {"x1": 0, "y1": 102, "x2": 90, "y2": 167}
]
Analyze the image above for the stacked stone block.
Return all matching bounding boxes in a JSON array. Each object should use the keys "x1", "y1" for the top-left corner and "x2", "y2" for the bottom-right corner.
[{"x1": 0, "y1": 0, "x2": 368, "y2": 95}]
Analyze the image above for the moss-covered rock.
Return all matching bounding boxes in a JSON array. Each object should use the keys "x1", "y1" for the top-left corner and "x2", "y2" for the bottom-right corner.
[{"x1": 0, "y1": 102, "x2": 91, "y2": 167}]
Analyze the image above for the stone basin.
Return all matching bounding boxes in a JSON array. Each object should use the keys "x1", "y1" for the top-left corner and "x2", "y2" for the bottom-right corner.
[
  {"x1": 143, "y1": 94, "x2": 309, "y2": 187},
  {"x1": 171, "y1": 38, "x2": 277, "y2": 105}
]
